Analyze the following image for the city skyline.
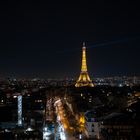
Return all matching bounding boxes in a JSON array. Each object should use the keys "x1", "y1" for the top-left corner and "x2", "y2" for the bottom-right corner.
[{"x1": 0, "y1": 1, "x2": 140, "y2": 78}]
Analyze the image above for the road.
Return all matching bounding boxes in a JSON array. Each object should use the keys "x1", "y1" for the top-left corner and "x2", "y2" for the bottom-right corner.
[
  {"x1": 54, "y1": 98, "x2": 78, "y2": 140},
  {"x1": 44, "y1": 95, "x2": 84, "y2": 140}
]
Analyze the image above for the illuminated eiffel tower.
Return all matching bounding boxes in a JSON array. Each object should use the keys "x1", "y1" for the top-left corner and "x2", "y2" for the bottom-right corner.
[{"x1": 75, "y1": 42, "x2": 94, "y2": 87}]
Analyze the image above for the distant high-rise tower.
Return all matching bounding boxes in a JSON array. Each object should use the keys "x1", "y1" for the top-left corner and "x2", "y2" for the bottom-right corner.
[
  {"x1": 75, "y1": 42, "x2": 94, "y2": 87},
  {"x1": 18, "y1": 95, "x2": 22, "y2": 126}
]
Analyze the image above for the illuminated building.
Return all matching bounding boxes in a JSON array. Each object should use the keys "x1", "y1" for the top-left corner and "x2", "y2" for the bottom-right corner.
[
  {"x1": 84, "y1": 110, "x2": 101, "y2": 139},
  {"x1": 75, "y1": 42, "x2": 94, "y2": 87},
  {"x1": 18, "y1": 95, "x2": 22, "y2": 126}
]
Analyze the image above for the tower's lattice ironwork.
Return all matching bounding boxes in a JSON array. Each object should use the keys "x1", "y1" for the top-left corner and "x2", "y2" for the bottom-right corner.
[{"x1": 75, "y1": 43, "x2": 94, "y2": 87}]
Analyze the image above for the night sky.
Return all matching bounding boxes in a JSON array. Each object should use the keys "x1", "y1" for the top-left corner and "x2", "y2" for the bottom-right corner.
[{"x1": 0, "y1": 1, "x2": 140, "y2": 79}]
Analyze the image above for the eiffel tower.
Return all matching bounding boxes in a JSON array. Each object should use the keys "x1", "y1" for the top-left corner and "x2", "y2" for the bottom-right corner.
[{"x1": 75, "y1": 42, "x2": 94, "y2": 87}]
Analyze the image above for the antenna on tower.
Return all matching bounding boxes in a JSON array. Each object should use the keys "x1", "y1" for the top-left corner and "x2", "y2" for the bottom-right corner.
[{"x1": 83, "y1": 42, "x2": 86, "y2": 47}]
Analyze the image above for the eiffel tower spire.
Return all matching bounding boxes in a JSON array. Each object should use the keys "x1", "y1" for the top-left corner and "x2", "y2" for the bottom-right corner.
[
  {"x1": 75, "y1": 42, "x2": 94, "y2": 87},
  {"x1": 81, "y1": 42, "x2": 87, "y2": 72}
]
